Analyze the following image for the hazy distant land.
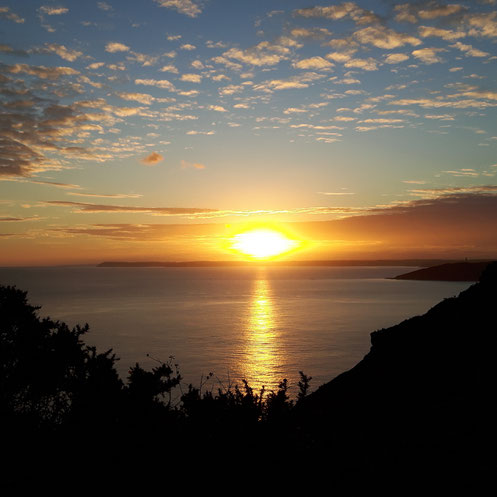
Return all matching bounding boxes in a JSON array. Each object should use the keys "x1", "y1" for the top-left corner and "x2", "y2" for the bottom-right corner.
[
  {"x1": 394, "y1": 261, "x2": 493, "y2": 281},
  {"x1": 98, "y1": 259, "x2": 465, "y2": 268}
]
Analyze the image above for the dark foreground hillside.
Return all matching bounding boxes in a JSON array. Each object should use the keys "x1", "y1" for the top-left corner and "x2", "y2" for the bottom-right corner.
[
  {"x1": 296, "y1": 261, "x2": 497, "y2": 492},
  {"x1": 1, "y1": 264, "x2": 497, "y2": 491}
]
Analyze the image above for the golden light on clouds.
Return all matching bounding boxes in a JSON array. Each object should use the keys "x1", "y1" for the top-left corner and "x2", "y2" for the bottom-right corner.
[{"x1": 230, "y1": 228, "x2": 300, "y2": 260}]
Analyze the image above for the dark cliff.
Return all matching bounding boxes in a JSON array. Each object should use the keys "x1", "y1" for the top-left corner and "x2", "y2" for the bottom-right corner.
[{"x1": 295, "y1": 261, "x2": 497, "y2": 492}]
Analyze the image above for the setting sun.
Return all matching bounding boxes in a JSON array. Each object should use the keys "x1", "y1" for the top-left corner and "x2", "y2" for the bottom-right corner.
[{"x1": 231, "y1": 229, "x2": 299, "y2": 259}]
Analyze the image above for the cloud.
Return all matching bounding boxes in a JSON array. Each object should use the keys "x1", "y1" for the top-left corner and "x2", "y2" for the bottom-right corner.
[
  {"x1": 412, "y1": 47, "x2": 446, "y2": 64},
  {"x1": 459, "y1": 90, "x2": 497, "y2": 101},
  {"x1": 116, "y1": 92, "x2": 155, "y2": 105},
  {"x1": 389, "y1": 97, "x2": 497, "y2": 109},
  {"x1": 180, "y1": 160, "x2": 206, "y2": 169},
  {"x1": 344, "y1": 57, "x2": 378, "y2": 71},
  {"x1": 418, "y1": 26, "x2": 466, "y2": 41},
  {"x1": 45, "y1": 201, "x2": 215, "y2": 215},
  {"x1": 97, "y1": 2, "x2": 113, "y2": 11},
  {"x1": 290, "y1": 27, "x2": 332, "y2": 39},
  {"x1": 223, "y1": 47, "x2": 283, "y2": 67},
  {"x1": 294, "y1": 3, "x2": 378, "y2": 24},
  {"x1": 0, "y1": 44, "x2": 28, "y2": 57},
  {"x1": 212, "y1": 56, "x2": 243, "y2": 71},
  {"x1": 105, "y1": 42, "x2": 130, "y2": 53},
  {"x1": 354, "y1": 26, "x2": 421, "y2": 49},
  {"x1": 35, "y1": 43, "x2": 83, "y2": 61},
  {"x1": 7, "y1": 64, "x2": 79, "y2": 80},
  {"x1": 155, "y1": 0, "x2": 202, "y2": 18},
  {"x1": 0, "y1": 6, "x2": 24, "y2": 23},
  {"x1": 318, "y1": 191, "x2": 355, "y2": 196},
  {"x1": 0, "y1": 74, "x2": 105, "y2": 177},
  {"x1": 424, "y1": 114, "x2": 455, "y2": 120},
  {"x1": 28, "y1": 180, "x2": 81, "y2": 189},
  {"x1": 208, "y1": 105, "x2": 227, "y2": 112},
  {"x1": 384, "y1": 53, "x2": 409, "y2": 64},
  {"x1": 0, "y1": 216, "x2": 40, "y2": 222},
  {"x1": 141, "y1": 152, "x2": 164, "y2": 165},
  {"x1": 135, "y1": 78, "x2": 176, "y2": 91},
  {"x1": 180, "y1": 73, "x2": 202, "y2": 83},
  {"x1": 466, "y1": 12, "x2": 497, "y2": 38},
  {"x1": 160, "y1": 64, "x2": 179, "y2": 74},
  {"x1": 67, "y1": 192, "x2": 143, "y2": 199},
  {"x1": 293, "y1": 57, "x2": 334, "y2": 70},
  {"x1": 450, "y1": 42, "x2": 489, "y2": 57},
  {"x1": 283, "y1": 108, "x2": 308, "y2": 114},
  {"x1": 255, "y1": 72, "x2": 325, "y2": 92},
  {"x1": 180, "y1": 44, "x2": 196, "y2": 51},
  {"x1": 126, "y1": 52, "x2": 159, "y2": 67},
  {"x1": 218, "y1": 84, "x2": 242, "y2": 96},
  {"x1": 186, "y1": 130, "x2": 215, "y2": 135},
  {"x1": 39, "y1": 6, "x2": 69, "y2": 15},
  {"x1": 418, "y1": 4, "x2": 466, "y2": 19}
]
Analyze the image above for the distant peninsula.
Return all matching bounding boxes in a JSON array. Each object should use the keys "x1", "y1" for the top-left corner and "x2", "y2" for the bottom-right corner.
[
  {"x1": 394, "y1": 261, "x2": 493, "y2": 281},
  {"x1": 98, "y1": 259, "x2": 457, "y2": 268}
]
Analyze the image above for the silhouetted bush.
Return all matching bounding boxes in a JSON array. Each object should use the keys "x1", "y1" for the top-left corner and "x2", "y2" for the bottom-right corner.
[{"x1": 0, "y1": 284, "x2": 311, "y2": 461}]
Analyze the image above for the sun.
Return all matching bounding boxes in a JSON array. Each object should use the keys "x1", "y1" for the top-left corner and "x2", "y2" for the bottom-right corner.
[{"x1": 230, "y1": 228, "x2": 299, "y2": 260}]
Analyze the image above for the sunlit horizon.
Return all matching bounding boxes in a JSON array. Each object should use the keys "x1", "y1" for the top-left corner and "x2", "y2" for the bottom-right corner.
[{"x1": 1, "y1": 1, "x2": 496, "y2": 265}]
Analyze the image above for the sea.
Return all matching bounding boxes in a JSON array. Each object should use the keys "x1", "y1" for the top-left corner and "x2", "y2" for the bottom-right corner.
[{"x1": 0, "y1": 265, "x2": 471, "y2": 394}]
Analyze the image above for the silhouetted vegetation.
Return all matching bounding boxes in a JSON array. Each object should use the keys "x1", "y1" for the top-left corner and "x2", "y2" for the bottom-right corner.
[
  {"x1": 2, "y1": 263, "x2": 497, "y2": 491},
  {"x1": 0, "y1": 284, "x2": 312, "y2": 469}
]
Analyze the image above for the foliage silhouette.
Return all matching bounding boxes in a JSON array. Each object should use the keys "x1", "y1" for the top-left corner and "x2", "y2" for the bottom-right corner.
[{"x1": 0, "y1": 284, "x2": 311, "y2": 466}]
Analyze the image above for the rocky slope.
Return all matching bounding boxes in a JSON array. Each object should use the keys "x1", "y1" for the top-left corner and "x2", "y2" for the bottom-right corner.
[{"x1": 295, "y1": 262, "x2": 497, "y2": 492}]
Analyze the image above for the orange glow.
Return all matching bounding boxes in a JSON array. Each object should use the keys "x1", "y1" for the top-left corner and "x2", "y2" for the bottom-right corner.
[{"x1": 230, "y1": 228, "x2": 300, "y2": 260}]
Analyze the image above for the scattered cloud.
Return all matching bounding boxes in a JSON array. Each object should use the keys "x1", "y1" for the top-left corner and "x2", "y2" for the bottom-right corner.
[
  {"x1": 354, "y1": 26, "x2": 421, "y2": 49},
  {"x1": 141, "y1": 152, "x2": 164, "y2": 165},
  {"x1": 97, "y1": 2, "x2": 113, "y2": 11},
  {"x1": 34, "y1": 43, "x2": 83, "y2": 61},
  {"x1": 105, "y1": 42, "x2": 130, "y2": 53},
  {"x1": 45, "y1": 200, "x2": 215, "y2": 215},
  {"x1": 39, "y1": 6, "x2": 69, "y2": 16},
  {"x1": 7, "y1": 63, "x2": 79, "y2": 80},
  {"x1": 418, "y1": 26, "x2": 466, "y2": 41},
  {"x1": 384, "y1": 53, "x2": 409, "y2": 64},
  {"x1": 155, "y1": 0, "x2": 202, "y2": 18},
  {"x1": 208, "y1": 105, "x2": 227, "y2": 112},
  {"x1": 450, "y1": 42, "x2": 489, "y2": 57},
  {"x1": 293, "y1": 57, "x2": 334, "y2": 70},
  {"x1": 116, "y1": 92, "x2": 155, "y2": 105},
  {"x1": 67, "y1": 192, "x2": 143, "y2": 199},
  {"x1": 0, "y1": 6, "x2": 25, "y2": 23},
  {"x1": 412, "y1": 48, "x2": 446, "y2": 64},
  {"x1": 180, "y1": 160, "x2": 206, "y2": 169},
  {"x1": 181, "y1": 73, "x2": 202, "y2": 83},
  {"x1": 135, "y1": 78, "x2": 176, "y2": 91}
]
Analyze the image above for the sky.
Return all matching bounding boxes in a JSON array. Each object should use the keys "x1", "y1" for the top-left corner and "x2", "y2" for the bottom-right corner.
[{"x1": 1, "y1": 0, "x2": 497, "y2": 265}]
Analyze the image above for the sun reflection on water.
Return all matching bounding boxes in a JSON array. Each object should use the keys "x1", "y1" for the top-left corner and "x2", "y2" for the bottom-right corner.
[{"x1": 240, "y1": 277, "x2": 285, "y2": 392}]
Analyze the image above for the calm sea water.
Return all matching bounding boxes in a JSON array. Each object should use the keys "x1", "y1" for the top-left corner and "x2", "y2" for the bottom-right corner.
[{"x1": 0, "y1": 266, "x2": 470, "y2": 393}]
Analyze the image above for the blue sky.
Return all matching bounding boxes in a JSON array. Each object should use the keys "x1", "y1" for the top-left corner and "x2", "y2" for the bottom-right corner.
[{"x1": 1, "y1": 0, "x2": 497, "y2": 263}]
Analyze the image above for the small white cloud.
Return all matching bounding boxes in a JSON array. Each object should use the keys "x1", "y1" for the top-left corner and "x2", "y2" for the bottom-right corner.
[
  {"x1": 181, "y1": 73, "x2": 202, "y2": 83},
  {"x1": 155, "y1": 0, "x2": 202, "y2": 18},
  {"x1": 39, "y1": 6, "x2": 69, "y2": 15},
  {"x1": 105, "y1": 42, "x2": 130, "y2": 53}
]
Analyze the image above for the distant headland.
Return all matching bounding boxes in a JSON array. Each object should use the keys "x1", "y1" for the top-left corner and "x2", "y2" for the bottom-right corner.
[
  {"x1": 394, "y1": 261, "x2": 493, "y2": 281},
  {"x1": 98, "y1": 259, "x2": 464, "y2": 268}
]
